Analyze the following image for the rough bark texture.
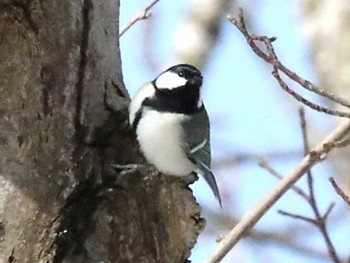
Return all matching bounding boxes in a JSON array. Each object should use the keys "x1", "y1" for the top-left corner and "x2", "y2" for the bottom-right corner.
[{"x1": 0, "y1": 0, "x2": 204, "y2": 262}]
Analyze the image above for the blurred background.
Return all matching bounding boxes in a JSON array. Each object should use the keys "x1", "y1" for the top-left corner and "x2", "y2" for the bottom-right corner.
[{"x1": 119, "y1": 1, "x2": 350, "y2": 262}]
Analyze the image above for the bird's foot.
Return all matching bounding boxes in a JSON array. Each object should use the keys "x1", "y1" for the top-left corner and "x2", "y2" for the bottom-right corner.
[
  {"x1": 112, "y1": 163, "x2": 146, "y2": 175},
  {"x1": 111, "y1": 163, "x2": 159, "y2": 176}
]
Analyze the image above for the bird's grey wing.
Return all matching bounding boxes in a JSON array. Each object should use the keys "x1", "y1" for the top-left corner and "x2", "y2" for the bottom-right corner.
[{"x1": 182, "y1": 106, "x2": 222, "y2": 206}]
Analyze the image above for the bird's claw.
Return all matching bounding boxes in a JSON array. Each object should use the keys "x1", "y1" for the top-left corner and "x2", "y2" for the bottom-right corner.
[{"x1": 111, "y1": 163, "x2": 159, "y2": 176}]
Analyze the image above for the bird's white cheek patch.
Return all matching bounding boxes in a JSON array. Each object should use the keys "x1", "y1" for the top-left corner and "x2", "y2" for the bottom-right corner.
[
  {"x1": 129, "y1": 83, "x2": 155, "y2": 125},
  {"x1": 155, "y1": 71, "x2": 187, "y2": 90},
  {"x1": 197, "y1": 99, "x2": 203, "y2": 108}
]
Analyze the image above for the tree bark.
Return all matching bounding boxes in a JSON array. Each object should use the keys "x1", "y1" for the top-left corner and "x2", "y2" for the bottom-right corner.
[{"x1": 0, "y1": 1, "x2": 204, "y2": 262}]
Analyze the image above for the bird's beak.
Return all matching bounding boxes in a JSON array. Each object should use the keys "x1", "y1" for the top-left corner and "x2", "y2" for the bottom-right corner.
[{"x1": 189, "y1": 75, "x2": 203, "y2": 87}]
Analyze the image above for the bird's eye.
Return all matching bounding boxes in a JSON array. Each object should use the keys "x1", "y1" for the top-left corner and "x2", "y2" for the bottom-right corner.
[{"x1": 178, "y1": 72, "x2": 184, "y2": 77}]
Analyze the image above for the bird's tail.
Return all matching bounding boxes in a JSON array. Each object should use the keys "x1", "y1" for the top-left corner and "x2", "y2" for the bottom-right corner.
[{"x1": 203, "y1": 171, "x2": 222, "y2": 207}]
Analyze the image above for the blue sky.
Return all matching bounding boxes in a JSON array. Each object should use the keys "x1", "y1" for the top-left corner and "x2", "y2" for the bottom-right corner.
[{"x1": 119, "y1": 1, "x2": 349, "y2": 262}]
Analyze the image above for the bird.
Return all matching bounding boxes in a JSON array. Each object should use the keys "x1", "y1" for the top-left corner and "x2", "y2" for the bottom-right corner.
[{"x1": 128, "y1": 64, "x2": 222, "y2": 206}]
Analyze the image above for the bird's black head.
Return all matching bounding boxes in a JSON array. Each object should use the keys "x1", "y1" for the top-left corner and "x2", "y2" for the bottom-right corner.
[
  {"x1": 165, "y1": 64, "x2": 203, "y2": 87},
  {"x1": 147, "y1": 64, "x2": 204, "y2": 114}
]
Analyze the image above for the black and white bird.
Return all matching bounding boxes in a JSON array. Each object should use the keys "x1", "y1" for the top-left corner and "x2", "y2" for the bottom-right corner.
[{"x1": 129, "y1": 64, "x2": 222, "y2": 206}]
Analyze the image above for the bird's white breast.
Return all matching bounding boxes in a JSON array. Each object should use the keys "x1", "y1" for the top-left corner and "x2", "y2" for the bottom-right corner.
[{"x1": 136, "y1": 110, "x2": 196, "y2": 176}]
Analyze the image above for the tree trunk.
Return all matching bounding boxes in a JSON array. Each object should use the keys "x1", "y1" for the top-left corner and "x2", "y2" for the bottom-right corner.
[{"x1": 0, "y1": 1, "x2": 204, "y2": 262}]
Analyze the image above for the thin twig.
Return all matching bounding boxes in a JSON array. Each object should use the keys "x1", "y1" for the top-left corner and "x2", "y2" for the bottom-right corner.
[
  {"x1": 329, "y1": 177, "x2": 350, "y2": 206},
  {"x1": 323, "y1": 203, "x2": 335, "y2": 220},
  {"x1": 299, "y1": 109, "x2": 340, "y2": 263},
  {"x1": 119, "y1": 0, "x2": 160, "y2": 37},
  {"x1": 205, "y1": 120, "x2": 350, "y2": 263},
  {"x1": 299, "y1": 108, "x2": 309, "y2": 153},
  {"x1": 228, "y1": 11, "x2": 350, "y2": 109},
  {"x1": 259, "y1": 159, "x2": 309, "y2": 200},
  {"x1": 272, "y1": 69, "x2": 350, "y2": 118},
  {"x1": 277, "y1": 210, "x2": 315, "y2": 225},
  {"x1": 263, "y1": 110, "x2": 341, "y2": 263},
  {"x1": 272, "y1": 109, "x2": 341, "y2": 262},
  {"x1": 227, "y1": 10, "x2": 350, "y2": 117},
  {"x1": 299, "y1": 108, "x2": 315, "y2": 204}
]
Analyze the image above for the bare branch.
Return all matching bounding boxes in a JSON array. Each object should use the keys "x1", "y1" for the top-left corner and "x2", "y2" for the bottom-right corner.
[
  {"x1": 278, "y1": 210, "x2": 316, "y2": 225},
  {"x1": 323, "y1": 203, "x2": 335, "y2": 221},
  {"x1": 227, "y1": 10, "x2": 350, "y2": 117},
  {"x1": 329, "y1": 177, "x2": 350, "y2": 206},
  {"x1": 262, "y1": 110, "x2": 341, "y2": 262},
  {"x1": 315, "y1": 214, "x2": 340, "y2": 263},
  {"x1": 205, "y1": 120, "x2": 350, "y2": 263},
  {"x1": 272, "y1": 69, "x2": 350, "y2": 118},
  {"x1": 251, "y1": 227, "x2": 346, "y2": 262},
  {"x1": 334, "y1": 137, "x2": 350, "y2": 148},
  {"x1": 299, "y1": 107, "x2": 310, "y2": 153},
  {"x1": 259, "y1": 159, "x2": 309, "y2": 199},
  {"x1": 283, "y1": 108, "x2": 340, "y2": 263},
  {"x1": 206, "y1": 9, "x2": 350, "y2": 263},
  {"x1": 206, "y1": 209, "x2": 348, "y2": 262},
  {"x1": 119, "y1": 0, "x2": 160, "y2": 37}
]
